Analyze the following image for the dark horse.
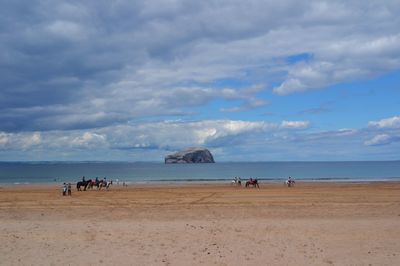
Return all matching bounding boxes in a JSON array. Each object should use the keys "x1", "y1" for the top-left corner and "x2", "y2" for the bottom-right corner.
[
  {"x1": 245, "y1": 179, "x2": 259, "y2": 188},
  {"x1": 76, "y1": 179, "x2": 92, "y2": 191}
]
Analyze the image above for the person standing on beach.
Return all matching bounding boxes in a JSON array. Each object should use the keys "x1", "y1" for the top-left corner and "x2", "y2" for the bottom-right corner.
[
  {"x1": 62, "y1": 183, "x2": 67, "y2": 196},
  {"x1": 67, "y1": 183, "x2": 72, "y2": 196}
]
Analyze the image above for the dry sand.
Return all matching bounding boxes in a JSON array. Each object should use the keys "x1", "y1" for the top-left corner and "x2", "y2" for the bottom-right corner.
[{"x1": 1, "y1": 182, "x2": 399, "y2": 266}]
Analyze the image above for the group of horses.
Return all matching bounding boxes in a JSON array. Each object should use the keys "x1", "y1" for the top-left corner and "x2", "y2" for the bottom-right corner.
[
  {"x1": 231, "y1": 178, "x2": 260, "y2": 188},
  {"x1": 232, "y1": 177, "x2": 295, "y2": 188},
  {"x1": 76, "y1": 179, "x2": 112, "y2": 191}
]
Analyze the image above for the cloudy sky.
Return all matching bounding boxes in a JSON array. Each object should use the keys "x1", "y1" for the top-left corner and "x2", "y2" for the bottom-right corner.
[{"x1": 1, "y1": 0, "x2": 399, "y2": 161}]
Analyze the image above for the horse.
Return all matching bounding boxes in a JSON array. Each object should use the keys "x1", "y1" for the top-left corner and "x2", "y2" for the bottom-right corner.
[
  {"x1": 231, "y1": 177, "x2": 242, "y2": 186},
  {"x1": 98, "y1": 180, "x2": 112, "y2": 190},
  {"x1": 285, "y1": 179, "x2": 295, "y2": 187},
  {"x1": 87, "y1": 179, "x2": 100, "y2": 190},
  {"x1": 245, "y1": 179, "x2": 259, "y2": 188},
  {"x1": 76, "y1": 179, "x2": 91, "y2": 191}
]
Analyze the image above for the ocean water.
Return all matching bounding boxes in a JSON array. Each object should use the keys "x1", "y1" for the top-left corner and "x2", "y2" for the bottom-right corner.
[{"x1": 0, "y1": 161, "x2": 399, "y2": 185}]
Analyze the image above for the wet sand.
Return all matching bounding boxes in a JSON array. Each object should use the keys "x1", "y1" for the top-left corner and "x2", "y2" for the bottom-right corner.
[{"x1": 1, "y1": 182, "x2": 400, "y2": 265}]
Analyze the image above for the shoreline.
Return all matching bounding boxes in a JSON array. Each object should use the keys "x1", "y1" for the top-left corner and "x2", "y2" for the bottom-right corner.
[{"x1": 1, "y1": 179, "x2": 400, "y2": 188}]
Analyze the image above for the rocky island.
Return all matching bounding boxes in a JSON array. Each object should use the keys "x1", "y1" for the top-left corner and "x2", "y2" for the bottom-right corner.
[{"x1": 164, "y1": 147, "x2": 215, "y2": 164}]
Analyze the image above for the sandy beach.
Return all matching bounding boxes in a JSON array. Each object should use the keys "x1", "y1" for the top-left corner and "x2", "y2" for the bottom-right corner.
[{"x1": 1, "y1": 182, "x2": 399, "y2": 266}]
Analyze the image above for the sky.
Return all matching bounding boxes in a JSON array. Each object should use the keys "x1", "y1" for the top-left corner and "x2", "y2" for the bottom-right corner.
[{"x1": 0, "y1": 0, "x2": 399, "y2": 162}]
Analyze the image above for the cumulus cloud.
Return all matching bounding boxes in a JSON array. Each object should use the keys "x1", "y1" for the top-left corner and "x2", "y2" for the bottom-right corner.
[
  {"x1": 368, "y1": 116, "x2": 400, "y2": 129},
  {"x1": 18, "y1": 132, "x2": 42, "y2": 150},
  {"x1": 1, "y1": 1, "x2": 400, "y2": 161},
  {"x1": 0, "y1": 132, "x2": 41, "y2": 150},
  {"x1": 0, "y1": 117, "x2": 399, "y2": 160},
  {"x1": 274, "y1": 34, "x2": 400, "y2": 95},
  {"x1": 105, "y1": 120, "x2": 273, "y2": 151},
  {"x1": 364, "y1": 116, "x2": 400, "y2": 147},
  {"x1": 0, "y1": 132, "x2": 9, "y2": 146},
  {"x1": 1, "y1": 1, "x2": 399, "y2": 132},
  {"x1": 273, "y1": 62, "x2": 334, "y2": 95},
  {"x1": 71, "y1": 132, "x2": 107, "y2": 149},
  {"x1": 0, "y1": 120, "x2": 273, "y2": 153},
  {"x1": 364, "y1": 134, "x2": 392, "y2": 146}
]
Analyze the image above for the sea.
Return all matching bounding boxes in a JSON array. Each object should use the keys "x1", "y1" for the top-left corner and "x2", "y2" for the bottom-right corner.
[{"x1": 0, "y1": 161, "x2": 399, "y2": 185}]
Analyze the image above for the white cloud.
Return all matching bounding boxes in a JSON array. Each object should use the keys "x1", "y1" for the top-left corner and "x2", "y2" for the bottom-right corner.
[
  {"x1": 273, "y1": 62, "x2": 334, "y2": 95},
  {"x1": 1, "y1": 1, "x2": 400, "y2": 161},
  {"x1": 0, "y1": 132, "x2": 42, "y2": 150},
  {"x1": 364, "y1": 134, "x2": 392, "y2": 146},
  {"x1": 274, "y1": 33, "x2": 400, "y2": 95},
  {"x1": 106, "y1": 120, "x2": 272, "y2": 150},
  {"x1": 280, "y1": 120, "x2": 310, "y2": 129},
  {"x1": 336, "y1": 129, "x2": 358, "y2": 136},
  {"x1": 0, "y1": 132, "x2": 9, "y2": 146},
  {"x1": 364, "y1": 116, "x2": 400, "y2": 146},
  {"x1": 21, "y1": 132, "x2": 41, "y2": 148},
  {"x1": 368, "y1": 116, "x2": 400, "y2": 129},
  {"x1": 0, "y1": 117, "x2": 399, "y2": 160},
  {"x1": 71, "y1": 132, "x2": 107, "y2": 149},
  {"x1": 2, "y1": 1, "x2": 400, "y2": 132}
]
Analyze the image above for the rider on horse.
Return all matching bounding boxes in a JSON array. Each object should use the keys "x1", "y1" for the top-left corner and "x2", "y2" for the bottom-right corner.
[{"x1": 286, "y1": 176, "x2": 295, "y2": 187}]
